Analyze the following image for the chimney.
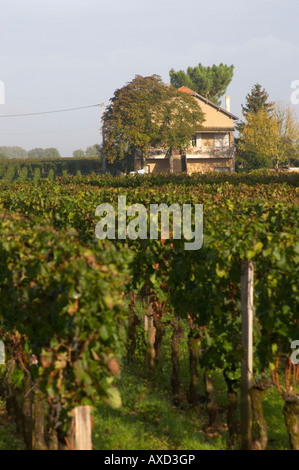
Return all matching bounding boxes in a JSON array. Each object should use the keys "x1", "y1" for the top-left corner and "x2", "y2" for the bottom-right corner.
[{"x1": 225, "y1": 96, "x2": 230, "y2": 113}]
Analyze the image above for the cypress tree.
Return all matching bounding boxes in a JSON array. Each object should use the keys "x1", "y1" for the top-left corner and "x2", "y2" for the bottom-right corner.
[
  {"x1": 236, "y1": 84, "x2": 275, "y2": 169},
  {"x1": 241, "y1": 83, "x2": 274, "y2": 118}
]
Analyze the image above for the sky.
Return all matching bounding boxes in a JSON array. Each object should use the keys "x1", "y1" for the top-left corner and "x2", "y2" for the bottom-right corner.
[{"x1": 0, "y1": 0, "x2": 298, "y2": 157}]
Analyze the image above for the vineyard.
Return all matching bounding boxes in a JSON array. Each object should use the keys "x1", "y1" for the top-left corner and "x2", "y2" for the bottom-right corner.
[
  {"x1": 0, "y1": 170, "x2": 298, "y2": 450},
  {"x1": 0, "y1": 157, "x2": 102, "y2": 182}
]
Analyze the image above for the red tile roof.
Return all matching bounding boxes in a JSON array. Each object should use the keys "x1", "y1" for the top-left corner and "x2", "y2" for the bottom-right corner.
[
  {"x1": 178, "y1": 86, "x2": 239, "y2": 120},
  {"x1": 178, "y1": 86, "x2": 197, "y2": 95}
]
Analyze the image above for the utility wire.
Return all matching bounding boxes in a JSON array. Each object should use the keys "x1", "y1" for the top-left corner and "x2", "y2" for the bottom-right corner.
[
  {"x1": 0, "y1": 103, "x2": 101, "y2": 118},
  {"x1": 0, "y1": 127, "x2": 98, "y2": 136}
]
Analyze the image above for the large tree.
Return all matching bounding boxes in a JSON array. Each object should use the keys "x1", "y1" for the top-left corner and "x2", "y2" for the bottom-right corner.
[
  {"x1": 85, "y1": 144, "x2": 102, "y2": 158},
  {"x1": 236, "y1": 83, "x2": 274, "y2": 133},
  {"x1": 103, "y1": 75, "x2": 205, "y2": 171},
  {"x1": 0, "y1": 146, "x2": 28, "y2": 159},
  {"x1": 169, "y1": 63, "x2": 234, "y2": 105},
  {"x1": 44, "y1": 148, "x2": 61, "y2": 159},
  {"x1": 27, "y1": 148, "x2": 60, "y2": 159},
  {"x1": 73, "y1": 149, "x2": 85, "y2": 158},
  {"x1": 241, "y1": 83, "x2": 274, "y2": 118},
  {"x1": 28, "y1": 148, "x2": 46, "y2": 159},
  {"x1": 236, "y1": 83, "x2": 275, "y2": 169},
  {"x1": 238, "y1": 103, "x2": 299, "y2": 169}
]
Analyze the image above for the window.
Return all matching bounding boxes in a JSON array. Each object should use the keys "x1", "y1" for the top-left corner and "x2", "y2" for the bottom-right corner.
[
  {"x1": 214, "y1": 167, "x2": 231, "y2": 173},
  {"x1": 190, "y1": 136, "x2": 196, "y2": 147},
  {"x1": 214, "y1": 133, "x2": 229, "y2": 148},
  {"x1": 195, "y1": 132, "x2": 230, "y2": 149},
  {"x1": 201, "y1": 133, "x2": 214, "y2": 148},
  {"x1": 195, "y1": 134, "x2": 201, "y2": 147}
]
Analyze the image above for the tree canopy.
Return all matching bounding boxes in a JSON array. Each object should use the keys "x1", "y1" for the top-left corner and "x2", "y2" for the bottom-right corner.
[
  {"x1": 44, "y1": 147, "x2": 61, "y2": 159},
  {"x1": 28, "y1": 148, "x2": 61, "y2": 159},
  {"x1": 103, "y1": 75, "x2": 205, "y2": 171},
  {"x1": 238, "y1": 103, "x2": 299, "y2": 169},
  {"x1": 0, "y1": 146, "x2": 61, "y2": 159},
  {"x1": 73, "y1": 149, "x2": 85, "y2": 158},
  {"x1": 241, "y1": 83, "x2": 275, "y2": 118},
  {"x1": 0, "y1": 146, "x2": 28, "y2": 159},
  {"x1": 169, "y1": 63, "x2": 234, "y2": 106},
  {"x1": 236, "y1": 83, "x2": 276, "y2": 169},
  {"x1": 85, "y1": 144, "x2": 102, "y2": 158}
]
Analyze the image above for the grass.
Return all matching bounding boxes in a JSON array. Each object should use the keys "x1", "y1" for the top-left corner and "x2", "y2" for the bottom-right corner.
[
  {"x1": 93, "y1": 360, "x2": 294, "y2": 451},
  {"x1": 92, "y1": 320, "x2": 295, "y2": 451},
  {"x1": 0, "y1": 364, "x2": 291, "y2": 451},
  {"x1": 263, "y1": 387, "x2": 290, "y2": 450},
  {"x1": 93, "y1": 363, "x2": 226, "y2": 450},
  {"x1": 0, "y1": 322, "x2": 295, "y2": 451}
]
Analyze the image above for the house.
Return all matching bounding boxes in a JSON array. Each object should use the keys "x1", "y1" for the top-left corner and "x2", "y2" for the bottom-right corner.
[{"x1": 144, "y1": 86, "x2": 239, "y2": 175}]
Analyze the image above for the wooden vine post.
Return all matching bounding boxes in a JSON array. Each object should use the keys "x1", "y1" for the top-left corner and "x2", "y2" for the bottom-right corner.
[
  {"x1": 241, "y1": 260, "x2": 254, "y2": 450},
  {"x1": 72, "y1": 406, "x2": 93, "y2": 450}
]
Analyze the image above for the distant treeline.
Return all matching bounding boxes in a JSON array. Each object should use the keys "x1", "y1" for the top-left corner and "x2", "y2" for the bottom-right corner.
[
  {"x1": 0, "y1": 146, "x2": 61, "y2": 159},
  {"x1": 0, "y1": 144, "x2": 101, "y2": 160},
  {"x1": 0, "y1": 157, "x2": 102, "y2": 182}
]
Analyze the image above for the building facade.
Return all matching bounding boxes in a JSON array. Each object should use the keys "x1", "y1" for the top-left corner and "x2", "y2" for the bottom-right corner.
[{"x1": 145, "y1": 86, "x2": 239, "y2": 175}]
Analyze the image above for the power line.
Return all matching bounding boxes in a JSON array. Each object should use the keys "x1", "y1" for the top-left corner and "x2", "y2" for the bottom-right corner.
[
  {"x1": 0, "y1": 103, "x2": 101, "y2": 118},
  {"x1": 0, "y1": 127, "x2": 98, "y2": 136}
]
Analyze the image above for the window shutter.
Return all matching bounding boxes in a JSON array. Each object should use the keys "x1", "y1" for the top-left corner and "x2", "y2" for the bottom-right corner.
[
  {"x1": 195, "y1": 134, "x2": 202, "y2": 147},
  {"x1": 214, "y1": 134, "x2": 222, "y2": 148},
  {"x1": 223, "y1": 133, "x2": 229, "y2": 147}
]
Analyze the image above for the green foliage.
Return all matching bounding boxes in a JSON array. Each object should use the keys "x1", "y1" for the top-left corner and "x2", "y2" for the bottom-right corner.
[
  {"x1": 28, "y1": 148, "x2": 46, "y2": 159},
  {"x1": 0, "y1": 146, "x2": 28, "y2": 159},
  {"x1": 0, "y1": 210, "x2": 133, "y2": 430},
  {"x1": 241, "y1": 83, "x2": 274, "y2": 120},
  {"x1": 93, "y1": 363, "x2": 226, "y2": 450},
  {"x1": 85, "y1": 144, "x2": 102, "y2": 158},
  {"x1": 33, "y1": 166, "x2": 41, "y2": 182},
  {"x1": 169, "y1": 63, "x2": 234, "y2": 105},
  {"x1": 0, "y1": 164, "x2": 7, "y2": 178},
  {"x1": 3, "y1": 163, "x2": 16, "y2": 182},
  {"x1": 0, "y1": 146, "x2": 62, "y2": 160},
  {"x1": 18, "y1": 166, "x2": 29, "y2": 181},
  {"x1": 48, "y1": 168, "x2": 55, "y2": 182},
  {"x1": 0, "y1": 170, "x2": 297, "y2": 447},
  {"x1": 0, "y1": 157, "x2": 102, "y2": 181},
  {"x1": 73, "y1": 149, "x2": 85, "y2": 158},
  {"x1": 103, "y1": 75, "x2": 204, "y2": 170},
  {"x1": 237, "y1": 104, "x2": 299, "y2": 170},
  {"x1": 236, "y1": 83, "x2": 276, "y2": 169},
  {"x1": 235, "y1": 144, "x2": 272, "y2": 171},
  {"x1": 28, "y1": 147, "x2": 60, "y2": 159},
  {"x1": 93, "y1": 356, "x2": 290, "y2": 449},
  {"x1": 0, "y1": 398, "x2": 25, "y2": 450},
  {"x1": 44, "y1": 148, "x2": 61, "y2": 159}
]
